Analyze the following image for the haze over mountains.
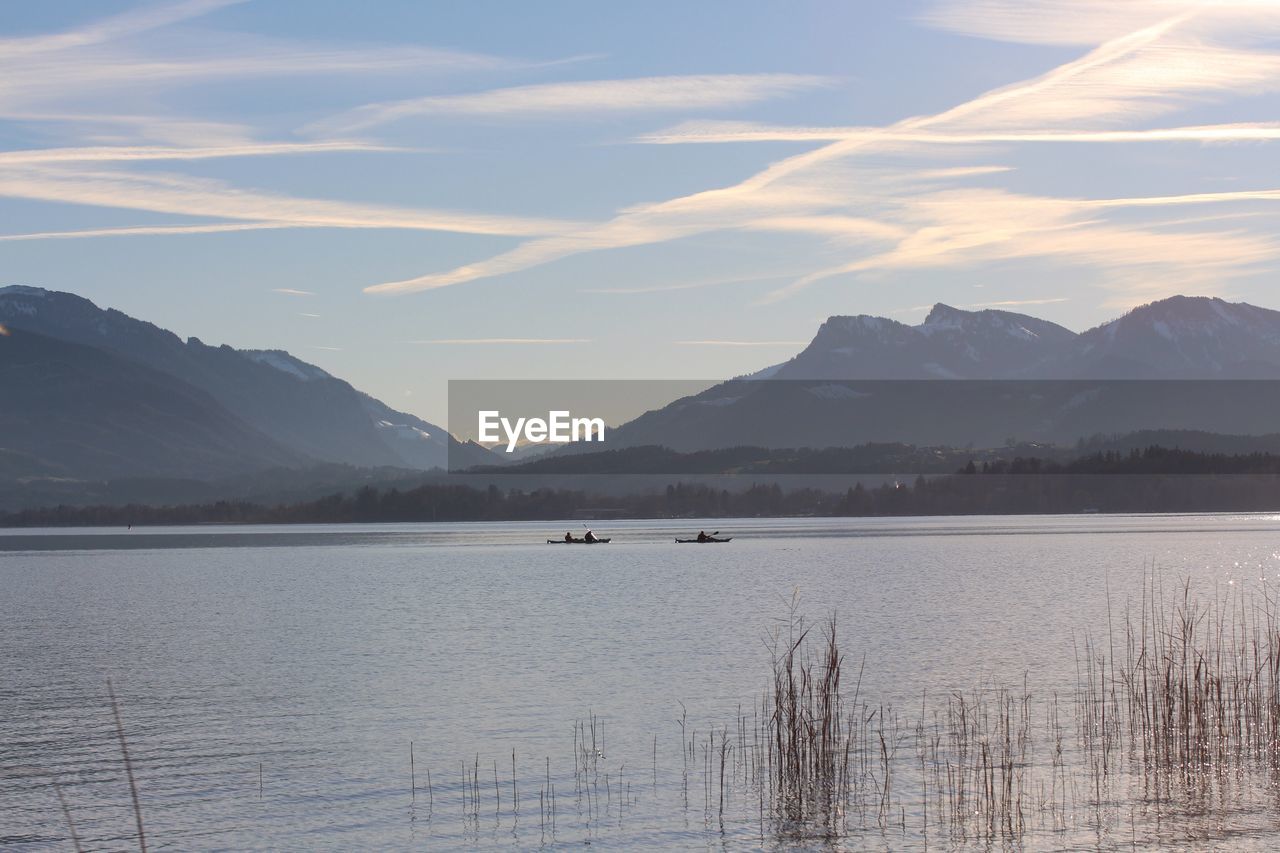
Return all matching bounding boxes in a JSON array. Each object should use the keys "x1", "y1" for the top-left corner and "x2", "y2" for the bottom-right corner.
[
  {"x1": 604, "y1": 295, "x2": 1280, "y2": 455},
  {"x1": 768, "y1": 296, "x2": 1280, "y2": 380},
  {"x1": 5, "y1": 287, "x2": 1280, "y2": 503},
  {"x1": 0, "y1": 285, "x2": 490, "y2": 490}
]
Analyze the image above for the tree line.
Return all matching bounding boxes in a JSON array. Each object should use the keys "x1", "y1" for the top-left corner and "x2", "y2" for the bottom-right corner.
[{"x1": 6, "y1": 444, "x2": 1280, "y2": 526}]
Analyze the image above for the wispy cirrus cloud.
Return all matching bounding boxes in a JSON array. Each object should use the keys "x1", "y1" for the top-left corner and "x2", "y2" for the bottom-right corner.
[
  {"x1": 0, "y1": 222, "x2": 292, "y2": 241},
  {"x1": 0, "y1": 1, "x2": 517, "y2": 118},
  {"x1": 361, "y1": 0, "x2": 1280, "y2": 307},
  {"x1": 10, "y1": 113, "x2": 263, "y2": 147},
  {"x1": 759, "y1": 186, "x2": 1279, "y2": 303},
  {"x1": 8, "y1": 43, "x2": 513, "y2": 117},
  {"x1": 918, "y1": 0, "x2": 1280, "y2": 47},
  {"x1": 639, "y1": 120, "x2": 1280, "y2": 146},
  {"x1": 0, "y1": 141, "x2": 403, "y2": 166},
  {"x1": 0, "y1": 0, "x2": 569, "y2": 246},
  {"x1": 273, "y1": 288, "x2": 314, "y2": 296},
  {"x1": 0, "y1": 167, "x2": 583, "y2": 237},
  {"x1": 0, "y1": 0, "x2": 245, "y2": 59},
  {"x1": 9, "y1": 0, "x2": 1280, "y2": 324},
  {"x1": 0, "y1": 142, "x2": 408, "y2": 234},
  {"x1": 314, "y1": 74, "x2": 830, "y2": 133}
]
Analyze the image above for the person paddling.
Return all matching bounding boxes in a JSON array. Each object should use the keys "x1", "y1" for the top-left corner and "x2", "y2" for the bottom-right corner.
[
  {"x1": 697, "y1": 530, "x2": 708, "y2": 542},
  {"x1": 565, "y1": 531, "x2": 573, "y2": 542},
  {"x1": 584, "y1": 529, "x2": 597, "y2": 543}
]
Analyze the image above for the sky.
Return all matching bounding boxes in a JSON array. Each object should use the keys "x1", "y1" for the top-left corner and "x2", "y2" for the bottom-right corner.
[{"x1": 4, "y1": 1, "x2": 1280, "y2": 425}]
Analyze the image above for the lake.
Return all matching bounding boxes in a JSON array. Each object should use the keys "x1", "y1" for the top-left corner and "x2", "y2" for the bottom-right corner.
[{"x1": 4, "y1": 514, "x2": 1280, "y2": 850}]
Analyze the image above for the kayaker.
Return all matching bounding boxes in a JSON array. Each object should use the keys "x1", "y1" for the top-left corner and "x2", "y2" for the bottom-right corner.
[
  {"x1": 565, "y1": 531, "x2": 573, "y2": 542},
  {"x1": 697, "y1": 530, "x2": 708, "y2": 542},
  {"x1": 584, "y1": 529, "x2": 597, "y2": 543}
]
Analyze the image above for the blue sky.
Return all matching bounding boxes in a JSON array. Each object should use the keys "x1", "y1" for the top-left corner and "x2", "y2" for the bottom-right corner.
[{"x1": 5, "y1": 1, "x2": 1280, "y2": 423}]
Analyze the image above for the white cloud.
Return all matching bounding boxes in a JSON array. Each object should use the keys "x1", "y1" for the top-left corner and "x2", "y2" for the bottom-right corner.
[
  {"x1": 0, "y1": 0, "x2": 245, "y2": 59},
  {"x1": 8, "y1": 0, "x2": 1280, "y2": 318},
  {"x1": 0, "y1": 141, "x2": 402, "y2": 166},
  {"x1": 316, "y1": 74, "x2": 830, "y2": 133},
  {"x1": 0, "y1": 167, "x2": 584, "y2": 237},
  {"x1": 0, "y1": 0, "x2": 603, "y2": 268},
  {"x1": 0, "y1": 2, "x2": 516, "y2": 121},
  {"x1": 0, "y1": 222, "x2": 292, "y2": 241},
  {"x1": 758, "y1": 187, "x2": 1278, "y2": 303},
  {"x1": 639, "y1": 120, "x2": 1280, "y2": 146},
  {"x1": 361, "y1": 1, "x2": 1280, "y2": 307},
  {"x1": 364, "y1": 181, "x2": 839, "y2": 294},
  {"x1": 920, "y1": 0, "x2": 1280, "y2": 47},
  {"x1": 0, "y1": 0, "x2": 556, "y2": 248},
  {"x1": 11, "y1": 113, "x2": 263, "y2": 147}
]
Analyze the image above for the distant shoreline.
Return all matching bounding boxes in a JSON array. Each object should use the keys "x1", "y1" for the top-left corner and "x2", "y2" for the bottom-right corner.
[{"x1": 5, "y1": 466, "x2": 1280, "y2": 528}]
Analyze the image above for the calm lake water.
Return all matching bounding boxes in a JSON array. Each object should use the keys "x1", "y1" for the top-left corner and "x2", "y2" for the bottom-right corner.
[{"x1": 4, "y1": 514, "x2": 1280, "y2": 850}]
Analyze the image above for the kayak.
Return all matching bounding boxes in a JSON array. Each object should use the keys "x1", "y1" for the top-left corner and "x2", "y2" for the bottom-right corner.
[
  {"x1": 547, "y1": 538, "x2": 611, "y2": 544},
  {"x1": 675, "y1": 537, "x2": 732, "y2": 543}
]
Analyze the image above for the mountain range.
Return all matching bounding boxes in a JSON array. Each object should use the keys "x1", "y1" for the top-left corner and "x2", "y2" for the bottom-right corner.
[
  {"x1": 0, "y1": 285, "x2": 491, "y2": 490},
  {"x1": 766, "y1": 296, "x2": 1280, "y2": 380},
  {"x1": 6, "y1": 287, "x2": 1280, "y2": 503},
  {"x1": 600, "y1": 295, "x2": 1280, "y2": 455}
]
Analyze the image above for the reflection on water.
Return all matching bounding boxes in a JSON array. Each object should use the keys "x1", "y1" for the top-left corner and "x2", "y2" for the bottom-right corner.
[{"x1": 3, "y1": 514, "x2": 1280, "y2": 849}]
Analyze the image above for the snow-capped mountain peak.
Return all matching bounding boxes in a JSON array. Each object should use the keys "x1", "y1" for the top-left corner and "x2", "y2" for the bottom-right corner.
[
  {"x1": 0, "y1": 284, "x2": 51, "y2": 298},
  {"x1": 1071, "y1": 296, "x2": 1280, "y2": 378},
  {"x1": 242, "y1": 349, "x2": 332, "y2": 381},
  {"x1": 776, "y1": 303, "x2": 1076, "y2": 379},
  {"x1": 768, "y1": 296, "x2": 1280, "y2": 380}
]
